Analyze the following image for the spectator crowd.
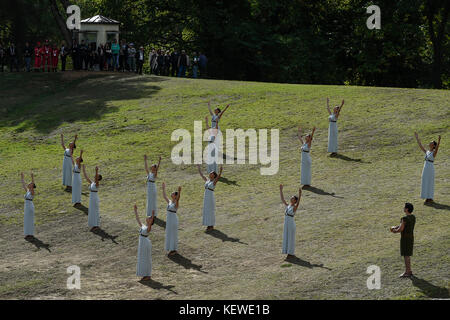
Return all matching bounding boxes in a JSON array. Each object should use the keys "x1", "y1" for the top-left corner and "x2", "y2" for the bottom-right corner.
[{"x1": 0, "y1": 39, "x2": 208, "y2": 78}]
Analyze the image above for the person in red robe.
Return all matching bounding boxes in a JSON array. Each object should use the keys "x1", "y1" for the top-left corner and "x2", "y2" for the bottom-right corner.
[
  {"x1": 34, "y1": 42, "x2": 42, "y2": 71},
  {"x1": 42, "y1": 40, "x2": 52, "y2": 72}
]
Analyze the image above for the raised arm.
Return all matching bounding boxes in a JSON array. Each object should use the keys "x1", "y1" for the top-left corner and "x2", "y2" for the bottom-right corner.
[
  {"x1": 20, "y1": 172, "x2": 27, "y2": 192},
  {"x1": 326, "y1": 98, "x2": 331, "y2": 115},
  {"x1": 414, "y1": 132, "x2": 426, "y2": 153},
  {"x1": 79, "y1": 149, "x2": 84, "y2": 160},
  {"x1": 197, "y1": 164, "x2": 207, "y2": 181},
  {"x1": 82, "y1": 164, "x2": 92, "y2": 184},
  {"x1": 134, "y1": 204, "x2": 142, "y2": 227},
  {"x1": 310, "y1": 127, "x2": 316, "y2": 140},
  {"x1": 293, "y1": 188, "x2": 302, "y2": 212},
  {"x1": 60, "y1": 133, "x2": 66, "y2": 150},
  {"x1": 219, "y1": 104, "x2": 230, "y2": 119},
  {"x1": 162, "y1": 182, "x2": 169, "y2": 203},
  {"x1": 279, "y1": 184, "x2": 288, "y2": 206},
  {"x1": 434, "y1": 135, "x2": 441, "y2": 157},
  {"x1": 30, "y1": 172, "x2": 35, "y2": 195},
  {"x1": 94, "y1": 166, "x2": 100, "y2": 186},
  {"x1": 175, "y1": 186, "x2": 181, "y2": 208},
  {"x1": 207, "y1": 101, "x2": 213, "y2": 116},
  {"x1": 297, "y1": 127, "x2": 304, "y2": 144},
  {"x1": 213, "y1": 166, "x2": 223, "y2": 185},
  {"x1": 73, "y1": 134, "x2": 78, "y2": 145},
  {"x1": 155, "y1": 156, "x2": 161, "y2": 177},
  {"x1": 144, "y1": 154, "x2": 150, "y2": 175},
  {"x1": 337, "y1": 99, "x2": 344, "y2": 116}
]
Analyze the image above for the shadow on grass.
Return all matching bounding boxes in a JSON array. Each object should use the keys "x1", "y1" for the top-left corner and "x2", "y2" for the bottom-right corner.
[
  {"x1": 25, "y1": 236, "x2": 51, "y2": 252},
  {"x1": 410, "y1": 276, "x2": 449, "y2": 298},
  {"x1": 330, "y1": 153, "x2": 368, "y2": 163},
  {"x1": 424, "y1": 201, "x2": 450, "y2": 211},
  {"x1": 74, "y1": 203, "x2": 88, "y2": 215},
  {"x1": 218, "y1": 176, "x2": 239, "y2": 186},
  {"x1": 154, "y1": 217, "x2": 166, "y2": 229},
  {"x1": 168, "y1": 253, "x2": 208, "y2": 274},
  {"x1": 284, "y1": 256, "x2": 331, "y2": 270},
  {"x1": 139, "y1": 279, "x2": 178, "y2": 294},
  {"x1": 1, "y1": 73, "x2": 166, "y2": 134},
  {"x1": 205, "y1": 229, "x2": 248, "y2": 245},
  {"x1": 91, "y1": 227, "x2": 119, "y2": 244},
  {"x1": 302, "y1": 185, "x2": 343, "y2": 199}
]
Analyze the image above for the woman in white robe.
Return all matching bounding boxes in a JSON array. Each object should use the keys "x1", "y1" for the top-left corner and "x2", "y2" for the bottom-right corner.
[
  {"x1": 71, "y1": 149, "x2": 84, "y2": 205},
  {"x1": 326, "y1": 98, "x2": 344, "y2": 156},
  {"x1": 144, "y1": 155, "x2": 161, "y2": 217},
  {"x1": 82, "y1": 164, "x2": 102, "y2": 231},
  {"x1": 162, "y1": 182, "x2": 182, "y2": 256},
  {"x1": 133, "y1": 204, "x2": 155, "y2": 281},
  {"x1": 197, "y1": 164, "x2": 223, "y2": 231},
  {"x1": 279, "y1": 184, "x2": 302, "y2": 258},
  {"x1": 414, "y1": 132, "x2": 441, "y2": 203},
  {"x1": 60, "y1": 133, "x2": 78, "y2": 190},
  {"x1": 21, "y1": 172, "x2": 36, "y2": 239},
  {"x1": 297, "y1": 126, "x2": 316, "y2": 187}
]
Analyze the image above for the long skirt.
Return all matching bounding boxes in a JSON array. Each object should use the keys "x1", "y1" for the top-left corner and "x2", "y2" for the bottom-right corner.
[
  {"x1": 301, "y1": 152, "x2": 312, "y2": 185},
  {"x1": 202, "y1": 189, "x2": 216, "y2": 226},
  {"x1": 146, "y1": 182, "x2": 158, "y2": 217},
  {"x1": 62, "y1": 157, "x2": 72, "y2": 186},
  {"x1": 88, "y1": 192, "x2": 100, "y2": 227},
  {"x1": 72, "y1": 173, "x2": 82, "y2": 204},
  {"x1": 136, "y1": 236, "x2": 152, "y2": 276},
  {"x1": 327, "y1": 122, "x2": 338, "y2": 153},
  {"x1": 24, "y1": 200, "x2": 35, "y2": 236},
  {"x1": 421, "y1": 162, "x2": 435, "y2": 199},
  {"x1": 165, "y1": 212, "x2": 178, "y2": 251},
  {"x1": 282, "y1": 216, "x2": 296, "y2": 255}
]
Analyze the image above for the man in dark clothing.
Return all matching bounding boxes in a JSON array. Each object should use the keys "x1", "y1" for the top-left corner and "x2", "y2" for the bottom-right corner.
[
  {"x1": 24, "y1": 42, "x2": 33, "y2": 72},
  {"x1": 79, "y1": 40, "x2": 88, "y2": 70},
  {"x1": 156, "y1": 49, "x2": 164, "y2": 75},
  {"x1": 0, "y1": 43, "x2": 5, "y2": 72},
  {"x1": 8, "y1": 43, "x2": 19, "y2": 72},
  {"x1": 60, "y1": 41, "x2": 69, "y2": 71},
  {"x1": 170, "y1": 50, "x2": 179, "y2": 77},
  {"x1": 71, "y1": 40, "x2": 80, "y2": 70},
  {"x1": 164, "y1": 51, "x2": 171, "y2": 76},
  {"x1": 199, "y1": 52, "x2": 208, "y2": 78},
  {"x1": 390, "y1": 202, "x2": 416, "y2": 278},
  {"x1": 136, "y1": 46, "x2": 145, "y2": 75},
  {"x1": 177, "y1": 50, "x2": 189, "y2": 77}
]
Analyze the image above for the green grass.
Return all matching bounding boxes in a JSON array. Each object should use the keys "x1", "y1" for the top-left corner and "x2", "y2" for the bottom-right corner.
[{"x1": 0, "y1": 72, "x2": 448, "y2": 300}]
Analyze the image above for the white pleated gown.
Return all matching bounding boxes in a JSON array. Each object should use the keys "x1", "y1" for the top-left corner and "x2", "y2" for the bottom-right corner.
[
  {"x1": 165, "y1": 201, "x2": 178, "y2": 251},
  {"x1": 72, "y1": 164, "x2": 82, "y2": 204},
  {"x1": 202, "y1": 180, "x2": 216, "y2": 226},
  {"x1": 88, "y1": 182, "x2": 100, "y2": 227},
  {"x1": 62, "y1": 148, "x2": 73, "y2": 186},
  {"x1": 301, "y1": 143, "x2": 312, "y2": 185},
  {"x1": 136, "y1": 225, "x2": 152, "y2": 277},
  {"x1": 23, "y1": 191, "x2": 35, "y2": 236},
  {"x1": 146, "y1": 173, "x2": 157, "y2": 217},
  {"x1": 421, "y1": 151, "x2": 435, "y2": 199},
  {"x1": 327, "y1": 114, "x2": 338, "y2": 153},
  {"x1": 207, "y1": 137, "x2": 218, "y2": 174},
  {"x1": 282, "y1": 205, "x2": 296, "y2": 255}
]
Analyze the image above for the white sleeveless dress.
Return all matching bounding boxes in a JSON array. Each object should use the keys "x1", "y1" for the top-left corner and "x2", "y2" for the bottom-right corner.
[
  {"x1": 202, "y1": 180, "x2": 216, "y2": 226},
  {"x1": 327, "y1": 113, "x2": 338, "y2": 153},
  {"x1": 62, "y1": 148, "x2": 73, "y2": 186},
  {"x1": 88, "y1": 182, "x2": 100, "y2": 227},
  {"x1": 165, "y1": 201, "x2": 178, "y2": 251},
  {"x1": 421, "y1": 151, "x2": 435, "y2": 199},
  {"x1": 136, "y1": 225, "x2": 152, "y2": 277},
  {"x1": 72, "y1": 164, "x2": 82, "y2": 204},
  {"x1": 301, "y1": 143, "x2": 312, "y2": 185},
  {"x1": 24, "y1": 191, "x2": 35, "y2": 236},
  {"x1": 206, "y1": 136, "x2": 218, "y2": 174},
  {"x1": 282, "y1": 205, "x2": 296, "y2": 255},
  {"x1": 146, "y1": 173, "x2": 157, "y2": 217}
]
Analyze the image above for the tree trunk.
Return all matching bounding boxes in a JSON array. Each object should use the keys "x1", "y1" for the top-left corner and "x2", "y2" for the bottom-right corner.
[{"x1": 49, "y1": 0, "x2": 73, "y2": 47}]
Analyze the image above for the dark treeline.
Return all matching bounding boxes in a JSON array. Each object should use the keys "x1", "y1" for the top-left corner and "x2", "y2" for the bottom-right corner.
[{"x1": 1, "y1": 0, "x2": 449, "y2": 88}]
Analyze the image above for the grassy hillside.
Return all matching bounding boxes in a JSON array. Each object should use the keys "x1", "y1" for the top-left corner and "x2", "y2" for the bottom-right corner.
[{"x1": 0, "y1": 72, "x2": 448, "y2": 300}]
